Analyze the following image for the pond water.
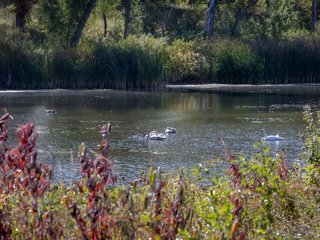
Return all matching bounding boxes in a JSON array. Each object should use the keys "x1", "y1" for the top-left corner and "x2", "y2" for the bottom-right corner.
[{"x1": 0, "y1": 89, "x2": 319, "y2": 183}]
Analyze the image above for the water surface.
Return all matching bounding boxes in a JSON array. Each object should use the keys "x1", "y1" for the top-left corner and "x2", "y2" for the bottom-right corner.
[{"x1": 0, "y1": 89, "x2": 319, "y2": 183}]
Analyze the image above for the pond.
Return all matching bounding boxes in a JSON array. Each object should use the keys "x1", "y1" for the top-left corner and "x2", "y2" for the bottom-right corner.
[{"x1": 0, "y1": 89, "x2": 319, "y2": 183}]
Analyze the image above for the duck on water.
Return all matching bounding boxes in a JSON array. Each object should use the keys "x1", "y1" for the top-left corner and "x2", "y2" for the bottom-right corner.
[
  {"x1": 260, "y1": 128, "x2": 284, "y2": 142},
  {"x1": 144, "y1": 127, "x2": 176, "y2": 141},
  {"x1": 165, "y1": 127, "x2": 176, "y2": 134}
]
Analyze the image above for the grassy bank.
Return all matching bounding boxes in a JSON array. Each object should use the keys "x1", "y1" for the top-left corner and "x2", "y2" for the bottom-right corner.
[
  {"x1": 1, "y1": 36, "x2": 320, "y2": 90},
  {"x1": 0, "y1": 106, "x2": 320, "y2": 239}
]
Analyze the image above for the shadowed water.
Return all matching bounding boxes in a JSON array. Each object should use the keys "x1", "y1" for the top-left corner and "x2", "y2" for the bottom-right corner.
[{"x1": 0, "y1": 89, "x2": 319, "y2": 183}]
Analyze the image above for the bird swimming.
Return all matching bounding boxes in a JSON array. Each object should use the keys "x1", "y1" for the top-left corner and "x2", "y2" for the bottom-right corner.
[
  {"x1": 143, "y1": 127, "x2": 176, "y2": 140},
  {"x1": 144, "y1": 131, "x2": 167, "y2": 141},
  {"x1": 260, "y1": 128, "x2": 284, "y2": 141},
  {"x1": 46, "y1": 109, "x2": 56, "y2": 114},
  {"x1": 165, "y1": 127, "x2": 176, "y2": 134}
]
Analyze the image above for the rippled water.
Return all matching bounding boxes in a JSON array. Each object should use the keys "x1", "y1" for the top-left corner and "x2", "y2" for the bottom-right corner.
[{"x1": 0, "y1": 89, "x2": 319, "y2": 183}]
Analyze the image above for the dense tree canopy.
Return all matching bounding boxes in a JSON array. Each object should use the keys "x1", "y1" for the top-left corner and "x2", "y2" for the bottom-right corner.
[
  {"x1": 1, "y1": 0, "x2": 320, "y2": 88},
  {"x1": 1, "y1": 0, "x2": 318, "y2": 46}
]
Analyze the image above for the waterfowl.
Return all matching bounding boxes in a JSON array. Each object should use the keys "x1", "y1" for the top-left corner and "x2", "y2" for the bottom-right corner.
[
  {"x1": 165, "y1": 127, "x2": 176, "y2": 134},
  {"x1": 144, "y1": 131, "x2": 167, "y2": 141},
  {"x1": 46, "y1": 109, "x2": 56, "y2": 114},
  {"x1": 261, "y1": 129, "x2": 284, "y2": 141}
]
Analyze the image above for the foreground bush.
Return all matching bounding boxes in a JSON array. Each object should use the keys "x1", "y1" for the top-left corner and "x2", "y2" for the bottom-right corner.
[{"x1": 0, "y1": 106, "x2": 320, "y2": 239}]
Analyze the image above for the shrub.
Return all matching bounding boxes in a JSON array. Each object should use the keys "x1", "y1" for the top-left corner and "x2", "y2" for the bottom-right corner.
[
  {"x1": 165, "y1": 39, "x2": 209, "y2": 83},
  {"x1": 209, "y1": 39, "x2": 261, "y2": 84}
]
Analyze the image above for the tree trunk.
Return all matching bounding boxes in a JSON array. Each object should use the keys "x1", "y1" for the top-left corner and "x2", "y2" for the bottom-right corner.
[
  {"x1": 103, "y1": 13, "x2": 107, "y2": 37},
  {"x1": 70, "y1": 0, "x2": 97, "y2": 48},
  {"x1": 15, "y1": 0, "x2": 33, "y2": 32},
  {"x1": 205, "y1": 0, "x2": 218, "y2": 38},
  {"x1": 230, "y1": 8, "x2": 244, "y2": 37},
  {"x1": 123, "y1": 0, "x2": 132, "y2": 39},
  {"x1": 15, "y1": 11, "x2": 26, "y2": 31},
  {"x1": 312, "y1": 0, "x2": 318, "y2": 31},
  {"x1": 230, "y1": 0, "x2": 258, "y2": 37},
  {"x1": 161, "y1": 7, "x2": 173, "y2": 37}
]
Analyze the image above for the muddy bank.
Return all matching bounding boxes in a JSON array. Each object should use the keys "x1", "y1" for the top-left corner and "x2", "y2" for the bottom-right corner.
[{"x1": 166, "y1": 84, "x2": 320, "y2": 94}]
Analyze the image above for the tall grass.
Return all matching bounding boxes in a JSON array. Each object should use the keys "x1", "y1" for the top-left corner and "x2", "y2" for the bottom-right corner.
[
  {"x1": 47, "y1": 36, "x2": 168, "y2": 89},
  {"x1": 0, "y1": 41, "x2": 46, "y2": 89},
  {"x1": 209, "y1": 39, "x2": 262, "y2": 84},
  {"x1": 1, "y1": 36, "x2": 320, "y2": 89},
  {"x1": 168, "y1": 37, "x2": 320, "y2": 84},
  {"x1": 85, "y1": 36, "x2": 167, "y2": 89},
  {"x1": 251, "y1": 39, "x2": 320, "y2": 84}
]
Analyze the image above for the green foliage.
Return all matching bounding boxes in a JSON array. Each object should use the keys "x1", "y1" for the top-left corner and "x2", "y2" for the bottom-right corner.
[
  {"x1": 210, "y1": 39, "x2": 261, "y2": 84},
  {"x1": 263, "y1": 0, "x2": 302, "y2": 38},
  {"x1": 1, "y1": 0, "x2": 320, "y2": 87},
  {"x1": 46, "y1": 35, "x2": 168, "y2": 89},
  {"x1": 37, "y1": 0, "x2": 90, "y2": 46},
  {"x1": 251, "y1": 38, "x2": 320, "y2": 83},
  {"x1": 302, "y1": 105, "x2": 320, "y2": 189},
  {"x1": 165, "y1": 39, "x2": 208, "y2": 83},
  {"x1": 303, "y1": 105, "x2": 320, "y2": 166},
  {"x1": 0, "y1": 40, "x2": 47, "y2": 89},
  {"x1": 84, "y1": 35, "x2": 167, "y2": 89}
]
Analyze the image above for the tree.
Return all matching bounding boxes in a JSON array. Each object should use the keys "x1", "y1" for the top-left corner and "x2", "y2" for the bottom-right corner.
[
  {"x1": 263, "y1": 0, "x2": 302, "y2": 38},
  {"x1": 123, "y1": 0, "x2": 132, "y2": 38},
  {"x1": 140, "y1": 0, "x2": 177, "y2": 36},
  {"x1": 312, "y1": 0, "x2": 318, "y2": 31},
  {"x1": 205, "y1": 0, "x2": 219, "y2": 37},
  {"x1": 229, "y1": 0, "x2": 258, "y2": 37},
  {"x1": 70, "y1": 0, "x2": 97, "y2": 47}
]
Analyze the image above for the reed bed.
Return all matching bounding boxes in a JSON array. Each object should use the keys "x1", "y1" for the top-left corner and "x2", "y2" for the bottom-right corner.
[
  {"x1": 0, "y1": 41, "x2": 46, "y2": 89},
  {"x1": 251, "y1": 39, "x2": 320, "y2": 84},
  {"x1": 1, "y1": 36, "x2": 320, "y2": 89}
]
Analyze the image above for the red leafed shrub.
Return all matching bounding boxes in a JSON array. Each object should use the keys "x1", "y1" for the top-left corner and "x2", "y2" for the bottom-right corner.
[
  {"x1": 0, "y1": 117, "x2": 52, "y2": 197},
  {"x1": 0, "y1": 112, "x2": 57, "y2": 239},
  {"x1": 72, "y1": 123, "x2": 117, "y2": 239}
]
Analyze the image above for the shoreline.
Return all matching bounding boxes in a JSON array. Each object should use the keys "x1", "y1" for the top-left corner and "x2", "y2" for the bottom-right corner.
[
  {"x1": 166, "y1": 83, "x2": 320, "y2": 94},
  {"x1": 0, "y1": 83, "x2": 320, "y2": 94}
]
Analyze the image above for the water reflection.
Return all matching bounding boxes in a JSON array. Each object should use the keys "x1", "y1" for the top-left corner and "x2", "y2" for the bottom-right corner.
[{"x1": 0, "y1": 90, "x2": 319, "y2": 183}]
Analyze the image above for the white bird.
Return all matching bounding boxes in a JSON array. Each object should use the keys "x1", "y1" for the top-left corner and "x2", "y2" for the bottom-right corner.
[
  {"x1": 144, "y1": 131, "x2": 167, "y2": 141},
  {"x1": 260, "y1": 129, "x2": 284, "y2": 141},
  {"x1": 165, "y1": 127, "x2": 176, "y2": 134}
]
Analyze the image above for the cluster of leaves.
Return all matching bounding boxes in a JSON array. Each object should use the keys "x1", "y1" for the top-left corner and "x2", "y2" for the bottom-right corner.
[
  {"x1": 303, "y1": 105, "x2": 320, "y2": 188},
  {"x1": 0, "y1": 112, "x2": 55, "y2": 238}
]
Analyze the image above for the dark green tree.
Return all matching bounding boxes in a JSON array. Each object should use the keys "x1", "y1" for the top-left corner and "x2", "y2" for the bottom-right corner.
[{"x1": 70, "y1": 0, "x2": 97, "y2": 47}]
